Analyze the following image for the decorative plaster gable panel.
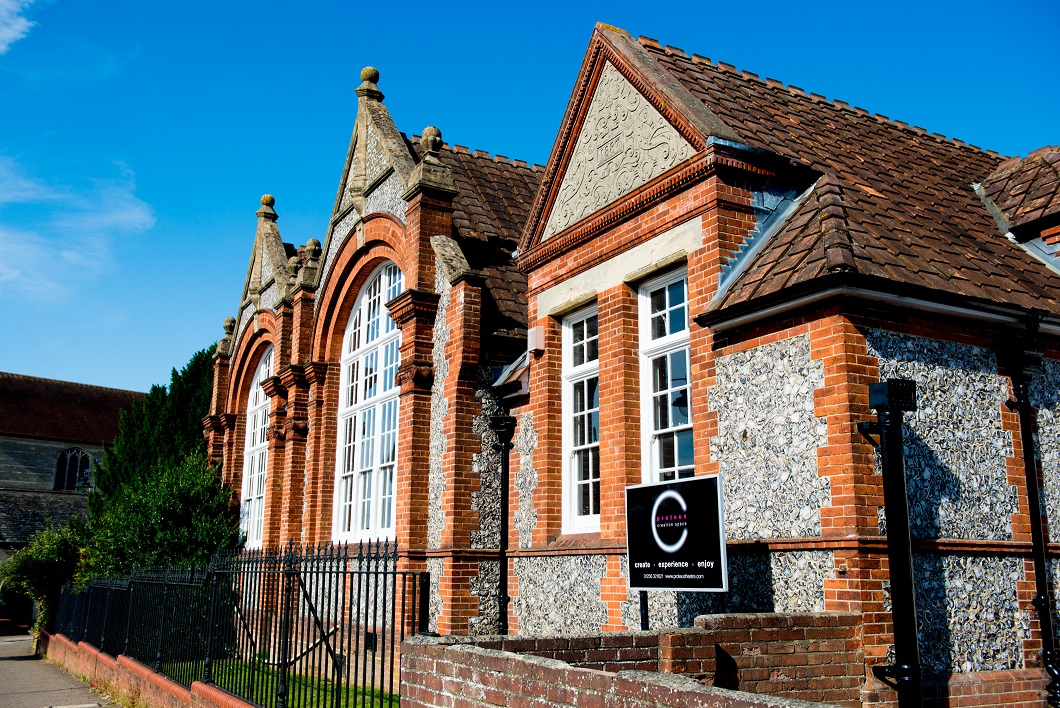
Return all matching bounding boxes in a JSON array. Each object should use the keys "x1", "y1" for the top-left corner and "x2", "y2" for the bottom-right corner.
[{"x1": 541, "y1": 62, "x2": 694, "y2": 240}]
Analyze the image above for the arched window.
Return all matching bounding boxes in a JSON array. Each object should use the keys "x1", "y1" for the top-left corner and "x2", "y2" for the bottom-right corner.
[
  {"x1": 241, "y1": 345, "x2": 274, "y2": 548},
  {"x1": 334, "y1": 262, "x2": 403, "y2": 541},
  {"x1": 55, "y1": 447, "x2": 92, "y2": 491}
]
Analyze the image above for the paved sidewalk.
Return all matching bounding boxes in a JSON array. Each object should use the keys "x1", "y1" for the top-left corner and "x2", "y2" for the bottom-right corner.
[{"x1": 0, "y1": 635, "x2": 114, "y2": 708}]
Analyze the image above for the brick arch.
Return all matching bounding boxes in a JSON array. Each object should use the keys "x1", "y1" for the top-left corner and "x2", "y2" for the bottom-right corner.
[
  {"x1": 313, "y1": 214, "x2": 407, "y2": 361},
  {"x1": 227, "y1": 312, "x2": 277, "y2": 417}
]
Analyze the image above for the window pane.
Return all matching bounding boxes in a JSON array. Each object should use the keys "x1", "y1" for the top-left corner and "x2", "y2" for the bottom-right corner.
[
  {"x1": 650, "y1": 288, "x2": 664, "y2": 314},
  {"x1": 652, "y1": 314, "x2": 666, "y2": 340},
  {"x1": 586, "y1": 315, "x2": 598, "y2": 339},
  {"x1": 667, "y1": 280, "x2": 685, "y2": 306},
  {"x1": 573, "y1": 380, "x2": 585, "y2": 413},
  {"x1": 654, "y1": 394, "x2": 669, "y2": 430},
  {"x1": 574, "y1": 413, "x2": 585, "y2": 447},
  {"x1": 677, "y1": 428, "x2": 694, "y2": 467},
  {"x1": 589, "y1": 411, "x2": 599, "y2": 444},
  {"x1": 671, "y1": 390, "x2": 689, "y2": 426},
  {"x1": 670, "y1": 305, "x2": 686, "y2": 334},
  {"x1": 669, "y1": 350, "x2": 687, "y2": 387},
  {"x1": 573, "y1": 343, "x2": 585, "y2": 367},
  {"x1": 652, "y1": 356, "x2": 668, "y2": 393},
  {"x1": 658, "y1": 433, "x2": 675, "y2": 469},
  {"x1": 586, "y1": 338, "x2": 598, "y2": 362},
  {"x1": 572, "y1": 321, "x2": 584, "y2": 344}
]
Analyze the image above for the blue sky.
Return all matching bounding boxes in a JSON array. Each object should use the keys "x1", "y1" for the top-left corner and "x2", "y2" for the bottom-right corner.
[{"x1": 1, "y1": 0, "x2": 1056, "y2": 392}]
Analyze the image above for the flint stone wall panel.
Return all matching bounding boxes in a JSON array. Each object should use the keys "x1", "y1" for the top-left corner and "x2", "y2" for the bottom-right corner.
[
  {"x1": 363, "y1": 171, "x2": 406, "y2": 223},
  {"x1": 709, "y1": 335, "x2": 829, "y2": 539},
  {"x1": 513, "y1": 555, "x2": 607, "y2": 635},
  {"x1": 513, "y1": 413, "x2": 539, "y2": 549},
  {"x1": 620, "y1": 550, "x2": 831, "y2": 629},
  {"x1": 318, "y1": 209, "x2": 361, "y2": 307},
  {"x1": 1031, "y1": 357, "x2": 1060, "y2": 525},
  {"x1": 865, "y1": 330, "x2": 1015, "y2": 541},
  {"x1": 427, "y1": 268, "x2": 451, "y2": 549},
  {"x1": 912, "y1": 553, "x2": 1028, "y2": 675}
]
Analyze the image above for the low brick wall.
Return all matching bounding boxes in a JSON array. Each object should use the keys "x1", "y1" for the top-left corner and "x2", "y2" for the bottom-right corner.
[
  {"x1": 40, "y1": 632, "x2": 254, "y2": 708},
  {"x1": 473, "y1": 632, "x2": 660, "y2": 672},
  {"x1": 921, "y1": 669, "x2": 1048, "y2": 708},
  {"x1": 660, "y1": 613, "x2": 864, "y2": 705},
  {"x1": 401, "y1": 636, "x2": 840, "y2": 708}
]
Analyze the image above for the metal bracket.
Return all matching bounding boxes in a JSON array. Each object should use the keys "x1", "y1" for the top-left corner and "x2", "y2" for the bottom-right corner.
[{"x1": 857, "y1": 421, "x2": 881, "y2": 448}]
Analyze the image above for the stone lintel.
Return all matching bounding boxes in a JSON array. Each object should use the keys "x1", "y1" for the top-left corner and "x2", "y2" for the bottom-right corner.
[
  {"x1": 397, "y1": 361, "x2": 434, "y2": 393},
  {"x1": 305, "y1": 360, "x2": 330, "y2": 387},
  {"x1": 401, "y1": 160, "x2": 458, "y2": 202},
  {"x1": 260, "y1": 375, "x2": 287, "y2": 400},
  {"x1": 388, "y1": 289, "x2": 441, "y2": 327},
  {"x1": 277, "y1": 364, "x2": 308, "y2": 392}
]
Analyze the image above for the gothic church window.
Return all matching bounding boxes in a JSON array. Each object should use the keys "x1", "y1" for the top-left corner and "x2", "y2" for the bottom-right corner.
[
  {"x1": 55, "y1": 447, "x2": 92, "y2": 491},
  {"x1": 334, "y1": 262, "x2": 403, "y2": 541}
]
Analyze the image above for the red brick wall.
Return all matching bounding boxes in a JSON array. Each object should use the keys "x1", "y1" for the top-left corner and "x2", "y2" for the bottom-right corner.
[
  {"x1": 401, "y1": 634, "x2": 838, "y2": 708},
  {"x1": 659, "y1": 613, "x2": 863, "y2": 706},
  {"x1": 41, "y1": 631, "x2": 255, "y2": 708}
]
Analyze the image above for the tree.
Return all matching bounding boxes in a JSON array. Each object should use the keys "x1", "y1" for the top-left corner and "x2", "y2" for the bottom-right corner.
[
  {"x1": 82, "y1": 344, "x2": 240, "y2": 577},
  {"x1": 0, "y1": 520, "x2": 85, "y2": 633}
]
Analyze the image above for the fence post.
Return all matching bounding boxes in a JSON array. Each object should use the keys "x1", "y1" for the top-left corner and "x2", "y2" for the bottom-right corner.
[
  {"x1": 80, "y1": 587, "x2": 90, "y2": 643},
  {"x1": 155, "y1": 572, "x2": 169, "y2": 673},
  {"x1": 203, "y1": 563, "x2": 219, "y2": 684},
  {"x1": 100, "y1": 586, "x2": 111, "y2": 650},
  {"x1": 123, "y1": 578, "x2": 135, "y2": 657},
  {"x1": 276, "y1": 545, "x2": 296, "y2": 708},
  {"x1": 417, "y1": 572, "x2": 430, "y2": 633}
]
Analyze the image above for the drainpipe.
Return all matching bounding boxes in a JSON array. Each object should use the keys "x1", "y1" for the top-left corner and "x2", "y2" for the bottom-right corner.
[
  {"x1": 860, "y1": 378, "x2": 922, "y2": 707},
  {"x1": 1005, "y1": 318, "x2": 1060, "y2": 706},
  {"x1": 488, "y1": 414, "x2": 516, "y2": 635}
]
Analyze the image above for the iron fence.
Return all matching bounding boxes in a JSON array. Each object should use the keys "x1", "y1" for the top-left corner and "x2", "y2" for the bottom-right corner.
[{"x1": 55, "y1": 542, "x2": 429, "y2": 708}]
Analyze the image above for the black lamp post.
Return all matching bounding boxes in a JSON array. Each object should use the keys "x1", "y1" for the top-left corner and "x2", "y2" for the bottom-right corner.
[
  {"x1": 860, "y1": 378, "x2": 923, "y2": 708},
  {"x1": 489, "y1": 413, "x2": 517, "y2": 635}
]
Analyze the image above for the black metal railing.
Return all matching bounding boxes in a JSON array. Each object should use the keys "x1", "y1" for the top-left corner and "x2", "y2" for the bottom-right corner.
[{"x1": 56, "y1": 542, "x2": 429, "y2": 708}]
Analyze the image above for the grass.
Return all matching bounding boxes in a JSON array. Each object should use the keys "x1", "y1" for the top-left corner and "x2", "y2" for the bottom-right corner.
[{"x1": 163, "y1": 656, "x2": 398, "y2": 708}]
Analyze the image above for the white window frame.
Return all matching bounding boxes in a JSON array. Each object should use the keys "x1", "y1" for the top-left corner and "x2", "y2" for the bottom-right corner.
[
  {"x1": 241, "y1": 345, "x2": 274, "y2": 549},
  {"x1": 333, "y1": 262, "x2": 404, "y2": 542},
  {"x1": 562, "y1": 304, "x2": 601, "y2": 534},
  {"x1": 639, "y1": 269, "x2": 694, "y2": 483}
]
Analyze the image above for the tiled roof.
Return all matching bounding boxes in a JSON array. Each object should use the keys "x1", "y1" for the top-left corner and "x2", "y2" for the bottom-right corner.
[
  {"x1": 0, "y1": 372, "x2": 141, "y2": 444},
  {"x1": 0, "y1": 489, "x2": 87, "y2": 547},
  {"x1": 633, "y1": 39, "x2": 1060, "y2": 315},
  {"x1": 422, "y1": 140, "x2": 543, "y2": 335},
  {"x1": 980, "y1": 146, "x2": 1060, "y2": 232}
]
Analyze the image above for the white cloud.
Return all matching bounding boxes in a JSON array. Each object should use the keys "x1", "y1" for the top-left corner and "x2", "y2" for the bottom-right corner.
[
  {"x1": 0, "y1": 156, "x2": 155, "y2": 298},
  {"x1": 0, "y1": 0, "x2": 36, "y2": 55}
]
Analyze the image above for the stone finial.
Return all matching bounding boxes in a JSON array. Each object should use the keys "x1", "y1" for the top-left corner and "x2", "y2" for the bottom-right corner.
[
  {"x1": 421, "y1": 126, "x2": 443, "y2": 159},
  {"x1": 287, "y1": 256, "x2": 302, "y2": 277},
  {"x1": 304, "y1": 238, "x2": 322, "y2": 261},
  {"x1": 223, "y1": 317, "x2": 236, "y2": 335},
  {"x1": 257, "y1": 194, "x2": 278, "y2": 221},
  {"x1": 356, "y1": 66, "x2": 384, "y2": 101}
]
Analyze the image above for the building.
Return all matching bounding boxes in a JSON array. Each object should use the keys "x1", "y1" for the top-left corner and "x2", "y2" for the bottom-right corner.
[
  {"x1": 0, "y1": 372, "x2": 140, "y2": 629},
  {"x1": 206, "y1": 24, "x2": 1060, "y2": 705}
]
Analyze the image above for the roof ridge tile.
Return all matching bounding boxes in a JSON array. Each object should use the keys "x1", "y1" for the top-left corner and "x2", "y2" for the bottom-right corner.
[
  {"x1": 664, "y1": 44, "x2": 688, "y2": 57},
  {"x1": 638, "y1": 35, "x2": 662, "y2": 48},
  {"x1": 691, "y1": 53, "x2": 712, "y2": 65}
]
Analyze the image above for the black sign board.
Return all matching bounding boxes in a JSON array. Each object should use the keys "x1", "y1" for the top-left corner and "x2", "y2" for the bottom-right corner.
[{"x1": 625, "y1": 476, "x2": 727, "y2": 592}]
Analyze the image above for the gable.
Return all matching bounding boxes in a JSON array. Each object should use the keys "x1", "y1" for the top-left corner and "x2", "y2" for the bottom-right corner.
[{"x1": 541, "y1": 61, "x2": 694, "y2": 241}]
